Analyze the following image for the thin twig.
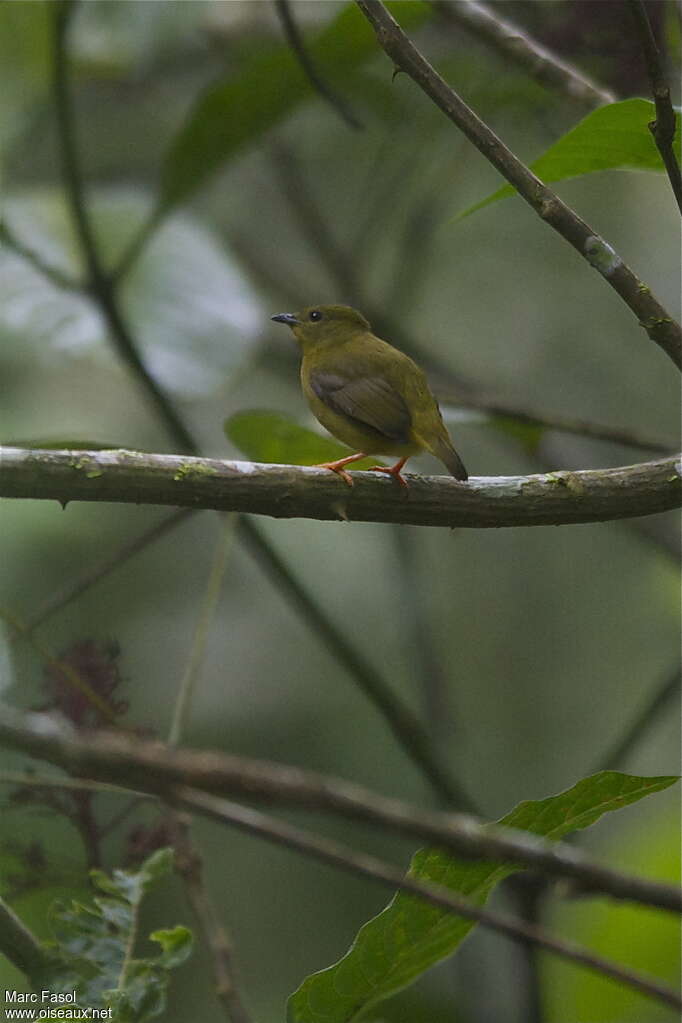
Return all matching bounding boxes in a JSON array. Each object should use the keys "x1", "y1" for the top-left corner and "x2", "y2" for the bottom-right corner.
[
  {"x1": 273, "y1": 0, "x2": 363, "y2": 129},
  {"x1": 626, "y1": 0, "x2": 682, "y2": 213},
  {"x1": 596, "y1": 666, "x2": 681, "y2": 772},
  {"x1": 51, "y1": 1, "x2": 197, "y2": 454},
  {"x1": 270, "y1": 139, "x2": 362, "y2": 302},
  {"x1": 2, "y1": 706, "x2": 680, "y2": 915},
  {"x1": 391, "y1": 527, "x2": 462, "y2": 771},
  {"x1": 0, "y1": 220, "x2": 82, "y2": 292},
  {"x1": 174, "y1": 787, "x2": 682, "y2": 1012},
  {"x1": 355, "y1": 0, "x2": 682, "y2": 369},
  {"x1": 170, "y1": 813, "x2": 252, "y2": 1023},
  {"x1": 240, "y1": 517, "x2": 470, "y2": 807},
  {"x1": 168, "y1": 514, "x2": 237, "y2": 748},
  {"x1": 447, "y1": 396, "x2": 675, "y2": 454},
  {"x1": 0, "y1": 895, "x2": 54, "y2": 978},
  {"x1": 432, "y1": 0, "x2": 616, "y2": 107},
  {"x1": 26, "y1": 509, "x2": 193, "y2": 631}
]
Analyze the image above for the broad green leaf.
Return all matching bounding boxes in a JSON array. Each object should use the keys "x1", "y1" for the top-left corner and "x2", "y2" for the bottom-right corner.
[
  {"x1": 547, "y1": 808, "x2": 680, "y2": 1022},
  {"x1": 225, "y1": 410, "x2": 384, "y2": 469},
  {"x1": 37, "y1": 848, "x2": 192, "y2": 1021},
  {"x1": 458, "y1": 99, "x2": 681, "y2": 219},
  {"x1": 288, "y1": 771, "x2": 678, "y2": 1023},
  {"x1": 158, "y1": 2, "x2": 430, "y2": 214}
]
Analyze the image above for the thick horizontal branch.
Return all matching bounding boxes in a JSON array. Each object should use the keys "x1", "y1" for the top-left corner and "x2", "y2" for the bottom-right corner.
[
  {"x1": 0, "y1": 447, "x2": 679, "y2": 529},
  {"x1": 1, "y1": 706, "x2": 680, "y2": 915},
  {"x1": 355, "y1": 0, "x2": 682, "y2": 369}
]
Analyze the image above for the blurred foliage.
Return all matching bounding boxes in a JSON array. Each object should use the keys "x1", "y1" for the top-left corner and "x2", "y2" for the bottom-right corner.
[
  {"x1": 37, "y1": 848, "x2": 192, "y2": 1022},
  {"x1": 460, "y1": 98, "x2": 681, "y2": 218},
  {"x1": 0, "y1": 1, "x2": 679, "y2": 1021}
]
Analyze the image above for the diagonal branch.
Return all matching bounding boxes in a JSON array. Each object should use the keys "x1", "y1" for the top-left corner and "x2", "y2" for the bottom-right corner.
[
  {"x1": 1, "y1": 447, "x2": 679, "y2": 529},
  {"x1": 0, "y1": 706, "x2": 680, "y2": 915},
  {"x1": 432, "y1": 0, "x2": 616, "y2": 107},
  {"x1": 175, "y1": 787, "x2": 681, "y2": 1012},
  {"x1": 355, "y1": 0, "x2": 682, "y2": 370},
  {"x1": 239, "y1": 516, "x2": 473, "y2": 809},
  {"x1": 52, "y1": 1, "x2": 197, "y2": 454},
  {"x1": 273, "y1": 0, "x2": 363, "y2": 129},
  {"x1": 626, "y1": 0, "x2": 682, "y2": 213}
]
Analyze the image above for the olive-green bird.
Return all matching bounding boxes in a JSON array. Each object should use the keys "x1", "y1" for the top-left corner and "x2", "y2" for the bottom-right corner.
[{"x1": 271, "y1": 304, "x2": 468, "y2": 488}]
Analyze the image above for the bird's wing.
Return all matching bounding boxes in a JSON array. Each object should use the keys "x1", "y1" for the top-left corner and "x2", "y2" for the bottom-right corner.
[{"x1": 309, "y1": 371, "x2": 411, "y2": 442}]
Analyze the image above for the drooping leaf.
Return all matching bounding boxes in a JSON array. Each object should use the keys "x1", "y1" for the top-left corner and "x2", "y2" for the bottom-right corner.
[
  {"x1": 225, "y1": 410, "x2": 383, "y2": 469},
  {"x1": 458, "y1": 99, "x2": 681, "y2": 219},
  {"x1": 157, "y1": 2, "x2": 430, "y2": 214},
  {"x1": 35, "y1": 848, "x2": 192, "y2": 1022},
  {"x1": 288, "y1": 771, "x2": 678, "y2": 1023}
]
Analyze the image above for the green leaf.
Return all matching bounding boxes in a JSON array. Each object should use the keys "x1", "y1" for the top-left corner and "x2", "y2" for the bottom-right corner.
[
  {"x1": 39, "y1": 848, "x2": 192, "y2": 1021},
  {"x1": 158, "y1": 2, "x2": 430, "y2": 214},
  {"x1": 150, "y1": 926, "x2": 193, "y2": 970},
  {"x1": 225, "y1": 410, "x2": 384, "y2": 469},
  {"x1": 287, "y1": 772, "x2": 678, "y2": 1023},
  {"x1": 458, "y1": 99, "x2": 681, "y2": 219}
]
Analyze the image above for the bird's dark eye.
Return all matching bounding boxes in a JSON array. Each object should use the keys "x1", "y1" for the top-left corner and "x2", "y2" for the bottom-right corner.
[{"x1": 309, "y1": 310, "x2": 322, "y2": 322}]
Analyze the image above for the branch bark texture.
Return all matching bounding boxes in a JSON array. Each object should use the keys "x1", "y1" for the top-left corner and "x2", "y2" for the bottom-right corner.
[
  {"x1": 355, "y1": 0, "x2": 682, "y2": 369},
  {"x1": 433, "y1": 0, "x2": 616, "y2": 107},
  {"x1": 1, "y1": 448, "x2": 679, "y2": 529},
  {"x1": 1, "y1": 707, "x2": 680, "y2": 916}
]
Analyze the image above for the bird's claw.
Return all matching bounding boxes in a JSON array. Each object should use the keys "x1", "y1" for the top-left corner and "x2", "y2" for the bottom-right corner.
[
  {"x1": 316, "y1": 461, "x2": 355, "y2": 487},
  {"x1": 367, "y1": 464, "x2": 409, "y2": 489}
]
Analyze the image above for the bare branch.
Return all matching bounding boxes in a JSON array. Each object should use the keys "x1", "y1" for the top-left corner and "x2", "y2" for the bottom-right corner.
[
  {"x1": 432, "y1": 0, "x2": 616, "y2": 107},
  {"x1": 273, "y1": 0, "x2": 363, "y2": 129},
  {"x1": 1, "y1": 706, "x2": 680, "y2": 915},
  {"x1": 0, "y1": 447, "x2": 679, "y2": 528},
  {"x1": 239, "y1": 516, "x2": 471, "y2": 809},
  {"x1": 626, "y1": 0, "x2": 682, "y2": 213},
  {"x1": 171, "y1": 813, "x2": 252, "y2": 1023},
  {"x1": 174, "y1": 787, "x2": 682, "y2": 1012},
  {"x1": 354, "y1": 0, "x2": 682, "y2": 369}
]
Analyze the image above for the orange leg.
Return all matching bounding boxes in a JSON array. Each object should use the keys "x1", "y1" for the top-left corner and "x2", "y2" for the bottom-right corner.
[
  {"x1": 367, "y1": 456, "x2": 410, "y2": 489},
  {"x1": 315, "y1": 452, "x2": 368, "y2": 487}
]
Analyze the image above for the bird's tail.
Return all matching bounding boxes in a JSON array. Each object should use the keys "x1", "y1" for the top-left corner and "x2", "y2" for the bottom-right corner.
[{"x1": 429, "y1": 435, "x2": 468, "y2": 481}]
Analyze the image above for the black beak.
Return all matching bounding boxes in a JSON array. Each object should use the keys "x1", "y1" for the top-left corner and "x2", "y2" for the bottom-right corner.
[{"x1": 271, "y1": 312, "x2": 299, "y2": 326}]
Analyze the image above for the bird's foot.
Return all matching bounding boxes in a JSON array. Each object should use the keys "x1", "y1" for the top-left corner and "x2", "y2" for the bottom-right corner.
[
  {"x1": 315, "y1": 453, "x2": 368, "y2": 488},
  {"x1": 367, "y1": 457, "x2": 410, "y2": 489}
]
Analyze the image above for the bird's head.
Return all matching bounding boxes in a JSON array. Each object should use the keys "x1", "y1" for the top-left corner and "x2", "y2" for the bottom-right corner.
[{"x1": 271, "y1": 305, "x2": 370, "y2": 351}]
